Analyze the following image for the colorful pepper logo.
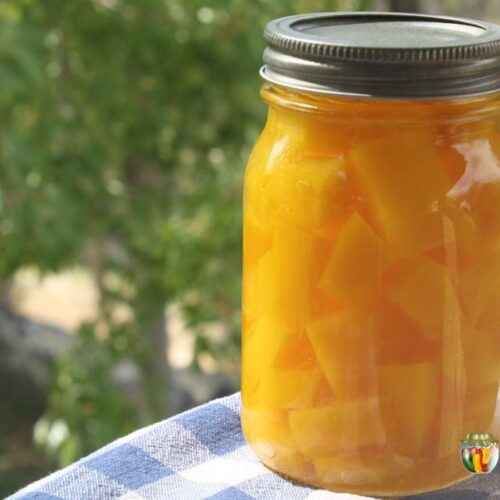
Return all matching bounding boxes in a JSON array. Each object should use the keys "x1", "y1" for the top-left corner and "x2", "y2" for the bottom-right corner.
[{"x1": 461, "y1": 433, "x2": 499, "y2": 474}]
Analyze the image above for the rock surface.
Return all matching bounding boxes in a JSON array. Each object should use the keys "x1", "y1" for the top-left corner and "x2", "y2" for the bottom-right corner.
[{"x1": 0, "y1": 306, "x2": 70, "y2": 415}]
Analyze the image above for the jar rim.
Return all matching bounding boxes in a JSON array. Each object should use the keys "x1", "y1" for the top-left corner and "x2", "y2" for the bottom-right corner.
[{"x1": 262, "y1": 12, "x2": 500, "y2": 99}]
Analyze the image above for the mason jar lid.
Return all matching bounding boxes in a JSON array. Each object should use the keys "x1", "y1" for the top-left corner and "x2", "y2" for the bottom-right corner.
[{"x1": 261, "y1": 12, "x2": 500, "y2": 99}]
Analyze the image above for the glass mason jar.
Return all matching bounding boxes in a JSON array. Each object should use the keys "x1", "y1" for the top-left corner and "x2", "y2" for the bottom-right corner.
[{"x1": 241, "y1": 12, "x2": 500, "y2": 496}]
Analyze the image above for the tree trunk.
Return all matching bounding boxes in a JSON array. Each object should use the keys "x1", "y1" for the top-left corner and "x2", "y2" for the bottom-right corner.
[
  {"x1": 0, "y1": 279, "x2": 12, "y2": 307},
  {"x1": 139, "y1": 312, "x2": 171, "y2": 420},
  {"x1": 464, "y1": 0, "x2": 487, "y2": 19},
  {"x1": 389, "y1": 0, "x2": 420, "y2": 13},
  {"x1": 87, "y1": 239, "x2": 106, "y2": 316}
]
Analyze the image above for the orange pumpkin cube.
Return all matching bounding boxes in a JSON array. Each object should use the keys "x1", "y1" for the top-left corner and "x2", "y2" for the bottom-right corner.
[
  {"x1": 288, "y1": 398, "x2": 385, "y2": 459},
  {"x1": 349, "y1": 131, "x2": 450, "y2": 254},
  {"x1": 306, "y1": 308, "x2": 377, "y2": 399},
  {"x1": 386, "y1": 256, "x2": 461, "y2": 340},
  {"x1": 320, "y1": 213, "x2": 394, "y2": 302},
  {"x1": 378, "y1": 361, "x2": 440, "y2": 456}
]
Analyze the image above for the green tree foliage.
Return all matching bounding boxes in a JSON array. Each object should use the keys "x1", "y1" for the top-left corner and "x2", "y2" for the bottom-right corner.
[{"x1": 0, "y1": 0, "x2": 371, "y2": 466}]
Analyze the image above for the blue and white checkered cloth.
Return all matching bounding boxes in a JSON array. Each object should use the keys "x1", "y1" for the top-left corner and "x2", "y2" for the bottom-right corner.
[{"x1": 9, "y1": 393, "x2": 500, "y2": 499}]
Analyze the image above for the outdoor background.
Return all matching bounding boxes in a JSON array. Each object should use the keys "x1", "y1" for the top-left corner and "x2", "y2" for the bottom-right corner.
[{"x1": 1, "y1": 0, "x2": 499, "y2": 496}]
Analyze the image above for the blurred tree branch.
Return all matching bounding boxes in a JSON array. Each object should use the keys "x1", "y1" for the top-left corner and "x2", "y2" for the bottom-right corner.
[{"x1": 0, "y1": 0, "x2": 378, "y2": 466}]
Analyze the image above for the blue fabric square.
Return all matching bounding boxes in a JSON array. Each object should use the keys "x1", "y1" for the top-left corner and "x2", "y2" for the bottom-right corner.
[
  {"x1": 405, "y1": 490, "x2": 489, "y2": 500},
  {"x1": 41, "y1": 464, "x2": 127, "y2": 499},
  {"x1": 237, "y1": 473, "x2": 312, "y2": 499},
  {"x1": 83, "y1": 443, "x2": 173, "y2": 489},
  {"x1": 174, "y1": 403, "x2": 245, "y2": 456},
  {"x1": 17, "y1": 494, "x2": 62, "y2": 500},
  {"x1": 206, "y1": 486, "x2": 255, "y2": 500}
]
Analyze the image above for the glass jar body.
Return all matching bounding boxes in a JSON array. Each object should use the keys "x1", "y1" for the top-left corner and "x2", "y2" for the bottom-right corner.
[{"x1": 241, "y1": 84, "x2": 500, "y2": 496}]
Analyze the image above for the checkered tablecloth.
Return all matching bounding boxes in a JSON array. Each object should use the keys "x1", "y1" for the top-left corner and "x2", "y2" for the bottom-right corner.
[{"x1": 9, "y1": 393, "x2": 500, "y2": 499}]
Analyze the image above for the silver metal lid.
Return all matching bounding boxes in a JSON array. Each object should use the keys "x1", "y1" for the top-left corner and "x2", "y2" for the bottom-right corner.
[{"x1": 262, "y1": 12, "x2": 500, "y2": 98}]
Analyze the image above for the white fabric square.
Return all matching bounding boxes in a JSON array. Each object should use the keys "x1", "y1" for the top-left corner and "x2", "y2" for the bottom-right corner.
[
  {"x1": 305, "y1": 490, "x2": 372, "y2": 499},
  {"x1": 118, "y1": 492, "x2": 145, "y2": 500},
  {"x1": 180, "y1": 456, "x2": 267, "y2": 486},
  {"x1": 132, "y1": 472, "x2": 228, "y2": 500}
]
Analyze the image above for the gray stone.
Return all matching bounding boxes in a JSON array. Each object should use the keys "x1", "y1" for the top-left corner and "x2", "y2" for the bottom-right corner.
[{"x1": 0, "y1": 306, "x2": 70, "y2": 415}]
